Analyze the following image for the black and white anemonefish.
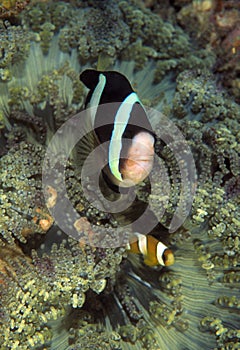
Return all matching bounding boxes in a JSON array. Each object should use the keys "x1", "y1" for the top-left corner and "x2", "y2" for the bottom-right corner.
[
  {"x1": 79, "y1": 69, "x2": 155, "y2": 188},
  {"x1": 79, "y1": 69, "x2": 174, "y2": 267},
  {"x1": 126, "y1": 232, "x2": 174, "y2": 267}
]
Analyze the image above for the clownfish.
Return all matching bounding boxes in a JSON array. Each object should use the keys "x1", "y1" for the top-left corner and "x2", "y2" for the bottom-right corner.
[
  {"x1": 79, "y1": 69, "x2": 155, "y2": 189},
  {"x1": 126, "y1": 232, "x2": 174, "y2": 267},
  {"x1": 78, "y1": 69, "x2": 174, "y2": 267}
]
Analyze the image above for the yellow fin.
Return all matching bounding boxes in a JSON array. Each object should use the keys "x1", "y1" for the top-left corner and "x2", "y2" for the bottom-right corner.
[{"x1": 143, "y1": 255, "x2": 158, "y2": 267}]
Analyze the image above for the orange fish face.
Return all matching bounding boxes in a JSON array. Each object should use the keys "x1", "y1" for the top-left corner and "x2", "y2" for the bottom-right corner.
[{"x1": 120, "y1": 131, "x2": 155, "y2": 186}]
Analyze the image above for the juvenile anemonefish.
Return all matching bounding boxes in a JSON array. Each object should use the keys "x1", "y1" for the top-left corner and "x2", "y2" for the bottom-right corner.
[
  {"x1": 126, "y1": 232, "x2": 174, "y2": 267},
  {"x1": 79, "y1": 69, "x2": 155, "y2": 189}
]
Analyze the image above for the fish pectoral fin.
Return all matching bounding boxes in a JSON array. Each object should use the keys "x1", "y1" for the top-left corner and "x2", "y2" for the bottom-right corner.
[
  {"x1": 79, "y1": 140, "x2": 107, "y2": 182},
  {"x1": 73, "y1": 108, "x2": 104, "y2": 176}
]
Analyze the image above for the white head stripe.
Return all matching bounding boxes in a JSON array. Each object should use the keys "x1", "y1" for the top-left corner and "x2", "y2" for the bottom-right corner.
[
  {"x1": 89, "y1": 73, "x2": 106, "y2": 125},
  {"x1": 135, "y1": 232, "x2": 148, "y2": 256},
  {"x1": 156, "y1": 241, "x2": 168, "y2": 266},
  {"x1": 109, "y1": 92, "x2": 141, "y2": 181}
]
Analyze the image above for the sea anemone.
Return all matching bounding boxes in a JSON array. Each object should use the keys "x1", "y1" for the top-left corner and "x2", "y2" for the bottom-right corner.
[{"x1": 0, "y1": 1, "x2": 239, "y2": 349}]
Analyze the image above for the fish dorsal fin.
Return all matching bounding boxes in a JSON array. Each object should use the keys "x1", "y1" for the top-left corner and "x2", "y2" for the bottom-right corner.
[
  {"x1": 80, "y1": 69, "x2": 101, "y2": 90},
  {"x1": 108, "y1": 92, "x2": 141, "y2": 182}
]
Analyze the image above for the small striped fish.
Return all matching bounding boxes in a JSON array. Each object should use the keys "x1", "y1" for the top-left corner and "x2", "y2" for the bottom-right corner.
[{"x1": 127, "y1": 232, "x2": 174, "y2": 267}]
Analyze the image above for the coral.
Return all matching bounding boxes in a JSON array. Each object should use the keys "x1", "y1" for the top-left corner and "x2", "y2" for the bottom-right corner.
[
  {"x1": 20, "y1": 0, "x2": 217, "y2": 76},
  {"x1": 29, "y1": 61, "x2": 84, "y2": 127},
  {"x1": 6, "y1": 110, "x2": 47, "y2": 145},
  {"x1": 119, "y1": 0, "x2": 216, "y2": 75},
  {"x1": 0, "y1": 20, "x2": 30, "y2": 80},
  {"x1": 114, "y1": 67, "x2": 239, "y2": 349},
  {"x1": 201, "y1": 316, "x2": 240, "y2": 349},
  {"x1": 68, "y1": 315, "x2": 122, "y2": 350},
  {"x1": 176, "y1": 0, "x2": 240, "y2": 102},
  {"x1": 21, "y1": 0, "x2": 130, "y2": 63},
  {"x1": 66, "y1": 176, "x2": 119, "y2": 232},
  {"x1": 171, "y1": 69, "x2": 240, "y2": 122},
  {"x1": 32, "y1": 238, "x2": 125, "y2": 307},
  {"x1": 0, "y1": 142, "x2": 51, "y2": 244},
  {"x1": 0, "y1": 234, "x2": 125, "y2": 349},
  {"x1": 0, "y1": 245, "x2": 54, "y2": 349},
  {"x1": 0, "y1": 35, "x2": 83, "y2": 131},
  {"x1": 21, "y1": 1, "x2": 74, "y2": 34},
  {"x1": 0, "y1": 0, "x2": 217, "y2": 129},
  {"x1": 161, "y1": 70, "x2": 240, "y2": 277},
  {"x1": 176, "y1": 0, "x2": 216, "y2": 45},
  {"x1": 0, "y1": 1, "x2": 240, "y2": 350},
  {"x1": 58, "y1": 0, "x2": 130, "y2": 63},
  {"x1": 0, "y1": 0, "x2": 30, "y2": 20},
  {"x1": 39, "y1": 21, "x2": 55, "y2": 54},
  {"x1": 215, "y1": 24, "x2": 240, "y2": 103}
]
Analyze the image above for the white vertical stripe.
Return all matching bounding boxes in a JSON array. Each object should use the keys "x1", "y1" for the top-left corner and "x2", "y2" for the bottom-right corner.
[
  {"x1": 125, "y1": 243, "x2": 131, "y2": 250},
  {"x1": 156, "y1": 241, "x2": 168, "y2": 266},
  {"x1": 135, "y1": 232, "x2": 148, "y2": 256},
  {"x1": 89, "y1": 73, "x2": 106, "y2": 125},
  {"x1": 109, "y1": 92, "x2": 140, "y2": 181}
]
